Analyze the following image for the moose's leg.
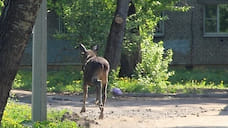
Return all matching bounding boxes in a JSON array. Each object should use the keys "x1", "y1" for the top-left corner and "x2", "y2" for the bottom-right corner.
[
  {"x1": 80, "y1": 84, "x2": 88, "y2": 113},
  {"x1": 102, "y1": 83, "x2": 108, "y2": 105},
  {"x1": 95, "y1": 85, "x2": 99, "y2": 105},
  {"x1": 98, "y1": 81, "x2": 104, "y2": 119},
  {"x1": 94, "y1": 79, "x2": 104, "y2": 119}
]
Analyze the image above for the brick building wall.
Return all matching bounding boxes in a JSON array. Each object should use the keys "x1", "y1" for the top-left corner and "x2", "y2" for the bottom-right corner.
[{"x1": 155, "y1": 0, "x2": 228, "y2": 66}]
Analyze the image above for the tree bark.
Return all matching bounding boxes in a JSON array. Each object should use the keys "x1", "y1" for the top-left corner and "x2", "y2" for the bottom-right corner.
[
  {"x1": 119, "y1": 1, "x2": 141, "y2": 77},
  {"x1": 0, "y1": 0, "x2": 42, "y2": 124},
  {"x1": 104, "y1": 0, "x2": 130, "y2": 70}
]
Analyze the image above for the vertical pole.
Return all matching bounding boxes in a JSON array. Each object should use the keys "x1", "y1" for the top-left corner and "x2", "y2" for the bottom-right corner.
[{"x1": 32, "y1": 0, "x2": 47, "y2": 122}]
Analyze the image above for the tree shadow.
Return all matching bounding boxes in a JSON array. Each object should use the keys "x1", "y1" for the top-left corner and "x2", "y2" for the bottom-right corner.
[
  {"x1": 220, "y1": 105, "x2": 228, "y2": 115},
  {"x1": 11, "y1": 90, "x2": 228, "y2": 108}
]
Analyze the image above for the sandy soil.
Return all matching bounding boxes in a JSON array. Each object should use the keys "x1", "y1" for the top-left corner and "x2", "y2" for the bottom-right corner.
[{"x1": 11, "y1": 90, "x2": 228, "y2": 128}]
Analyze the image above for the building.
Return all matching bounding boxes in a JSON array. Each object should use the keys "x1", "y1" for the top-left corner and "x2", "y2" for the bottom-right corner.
[{"x1": 154, "y1": 0, "x2": 228, "y2": 67}]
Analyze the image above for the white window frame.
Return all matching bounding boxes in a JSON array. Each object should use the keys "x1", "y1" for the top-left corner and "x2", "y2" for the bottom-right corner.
[{"x1": 203, "y1": 4, "x2": 228, "y2": 37}]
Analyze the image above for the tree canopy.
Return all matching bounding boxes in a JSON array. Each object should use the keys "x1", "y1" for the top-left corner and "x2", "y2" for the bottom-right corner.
[
  {"x1": 47, "y1": 0, "x2": 190, "y2": 54},
  {"x1": 47, "y1": 0, "x2": 116, "y2": 54}
]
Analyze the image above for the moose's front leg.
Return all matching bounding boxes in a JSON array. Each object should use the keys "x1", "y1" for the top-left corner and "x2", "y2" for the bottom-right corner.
[{"x1": 80, "y1": 84, "x2": 88, "y2": 113}]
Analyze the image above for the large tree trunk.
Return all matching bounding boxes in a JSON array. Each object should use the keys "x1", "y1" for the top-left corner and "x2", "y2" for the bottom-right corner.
[
  {"x1": 0, "y1": 0, "x2": 42, "y2": 124},
  {"x1": 119, "y1": 1, "x2": 141, "y2": 77},
  {"x1": 104, "y1": 0, "x2": 130, "y2": 70}
]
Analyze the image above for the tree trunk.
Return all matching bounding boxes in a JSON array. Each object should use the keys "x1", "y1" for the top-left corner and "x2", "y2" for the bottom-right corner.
[
  {"x1": 119, "y1": 1, "x2": 141, "y2": 77},
  {"x1": 104, "y1": 0, "x2": 130, "y2": 70},
  {"x1": 0, "y1": 0, "x2": 42, "y2": 124}
]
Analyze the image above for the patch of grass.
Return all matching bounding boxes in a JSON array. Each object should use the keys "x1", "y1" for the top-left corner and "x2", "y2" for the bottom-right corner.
[
  {"x1": 169, "y1": 68, "x2": 228, "y2": 88},
  {"x1": 110, "y1": 68, "x2": 228, "y2": 94},
  {"x1": 112, "y1": 77, "x2": 149, "y2": 93},
  {"x1": 13, "y1": 68, "x2": 228, "y2": 94},
  {"x1": 13, "y1": 69, "x2": 83, "y2": 93},
  {"x1": 169, "y1": 68, "x2": 228, "y2": 85},
  {"x1": 1, "y1": 100, "x2": 78, "y2": 128}
]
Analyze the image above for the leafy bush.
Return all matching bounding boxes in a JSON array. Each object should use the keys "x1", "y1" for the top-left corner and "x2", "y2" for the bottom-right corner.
[
  {"x1": 109, "y1": 68, "x2": 170, "y2": 93},
  {"x1": 14, "y1": 70, "x2": 32, "y2": 90},
  {"x1": 135, "y1": 39, "x2": 174, "y2": 87}
]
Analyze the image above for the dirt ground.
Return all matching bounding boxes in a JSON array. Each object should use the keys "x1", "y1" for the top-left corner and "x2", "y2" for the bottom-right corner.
[{"x1": 11, "y1": 90, "x2": 228, "y2": 128}]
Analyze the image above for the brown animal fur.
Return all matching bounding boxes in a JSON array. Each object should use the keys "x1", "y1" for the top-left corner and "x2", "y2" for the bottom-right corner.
[{"x1": 79, "y1": 44, "x2": 110, "y2": 119}]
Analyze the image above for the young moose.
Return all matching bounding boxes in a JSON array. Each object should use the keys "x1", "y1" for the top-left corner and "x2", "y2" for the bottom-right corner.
[{"x1": 79, "y1": 44, "x2": 110, "y2": 119}]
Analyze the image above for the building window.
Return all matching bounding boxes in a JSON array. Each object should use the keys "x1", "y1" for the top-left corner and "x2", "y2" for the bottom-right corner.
[
  {"x1": 204, "y1": 4, "x2": 228, "y2": 37},
  {"x1": 155, "y1": 12, "x2": 165, "y2": 37}
]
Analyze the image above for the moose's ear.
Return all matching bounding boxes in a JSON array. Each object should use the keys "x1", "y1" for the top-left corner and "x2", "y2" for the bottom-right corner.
[
  {"x1": 92, "y1": 45, "x2": 98, "y2": 51},
  {"x1": 79, "y1": 44, "x2": 87, "y2": 52}
]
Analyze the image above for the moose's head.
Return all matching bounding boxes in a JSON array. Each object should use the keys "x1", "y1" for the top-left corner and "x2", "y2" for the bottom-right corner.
[{"x1": 79, "y1": 43, "x2": 98, "y2": 62}]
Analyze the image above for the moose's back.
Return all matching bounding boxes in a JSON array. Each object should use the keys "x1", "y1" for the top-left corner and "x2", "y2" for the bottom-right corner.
[{"x1": 84, "y1": 56, "x2": 110, "y2": 86}]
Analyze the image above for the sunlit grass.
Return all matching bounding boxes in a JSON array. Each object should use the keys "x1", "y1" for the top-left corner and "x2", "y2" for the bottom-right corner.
[
  {"x1": 1, "y1": 100, "x2": 78, "y2": 128},
  {"x1": 13, "y1": 68, "x2": 228, "y2": 94}
]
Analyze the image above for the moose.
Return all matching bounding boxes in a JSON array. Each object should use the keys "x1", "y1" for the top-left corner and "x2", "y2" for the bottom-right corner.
[{"x1": 79, "y1": 44, "x2": 110, "y2": 119}]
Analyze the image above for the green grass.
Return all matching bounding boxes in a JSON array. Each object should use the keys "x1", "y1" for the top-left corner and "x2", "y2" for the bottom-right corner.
[
  {"x1": 169, "y1": 68, "x2": 228, "y2": 85},
  {"x1": 13, "y1": 68, "x2": 228, "y2": 94},
  {"x1": 110, "y1": 68, "x2": 228, "y2": 94},
  {"x1": 13, "y1": 69, "x2": 83, "y2": 93},
  {"x1": 1, "y1": 100, "x2": 78, "y2": 128}
]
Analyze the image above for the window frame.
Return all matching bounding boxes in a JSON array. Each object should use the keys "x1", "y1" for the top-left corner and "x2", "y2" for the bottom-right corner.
[
  {"x1": 154, "y1": 12, "x2": 165, "y2": 37},
  {"x1": 203, "y1": 4, "x2": 228, "y2": 37}
]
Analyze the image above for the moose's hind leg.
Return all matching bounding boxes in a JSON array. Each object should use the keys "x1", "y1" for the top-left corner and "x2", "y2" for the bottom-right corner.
[
  {"x1": 95, "y1": 85, "x2": 99, "y2": 105},
  {"x1": 93, "y1": 79, "x2": 104, "y2": 119},
  {"x1": 102, "y1": 83, "x2": 108, "y2": 104},
  {"x1": 80, "y1": 84, "x2": 88, "y2": 113}
]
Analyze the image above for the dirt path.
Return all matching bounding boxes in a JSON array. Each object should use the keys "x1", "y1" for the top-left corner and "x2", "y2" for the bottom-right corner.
[{"x1": 11, "y1": 90, "x2": 228, "y2": 128}]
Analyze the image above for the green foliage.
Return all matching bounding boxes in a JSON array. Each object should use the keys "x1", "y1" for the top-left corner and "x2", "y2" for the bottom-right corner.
[
  {"x1": 122, "y1": 0, "x2": 190, "y2": 86},
  {"x1": 0, "y1": 0, "x2": 4, "y2": 15},
  {"x1": 123, "y1": 0, "x2": 191, "y2": 52},
  {"x1": 169, "y1": 68, "x2": 228, "y2": 88},
  {"x1": 13, "y1": 68, "x2": 228, "y2": 94},
  {"x1": 47, "y1": 0, "x2": 115, "y2": 54},
  {"x1": 13, "y1": 69, "x2": 83, "y2": 93},
  {"x1": 14, "y1": 70, "x2": 32, "y2": 90},
  {"x1": 2, "y1": 101, "x2": 78, "y2": 128},
  {"x1": 47, "y1": 70, "x2": 83, "y2": 93},
  {"x1": 110, "y1": 68, "x2": 228, "y2": 94},
  {"x1": 135, "y1": 39, "x2": 174, "y2": 87},
  {"x1": 1, "y1": 101, "x2": 31, "y2": 128},
  {"x1": 33, "y1": 120, "x2": 77, "y2": 128}
]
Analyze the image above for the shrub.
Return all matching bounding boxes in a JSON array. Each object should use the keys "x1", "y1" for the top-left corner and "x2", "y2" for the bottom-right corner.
[{"x1": 135, "y1": 38, "x2": 174, "y2": 87}]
